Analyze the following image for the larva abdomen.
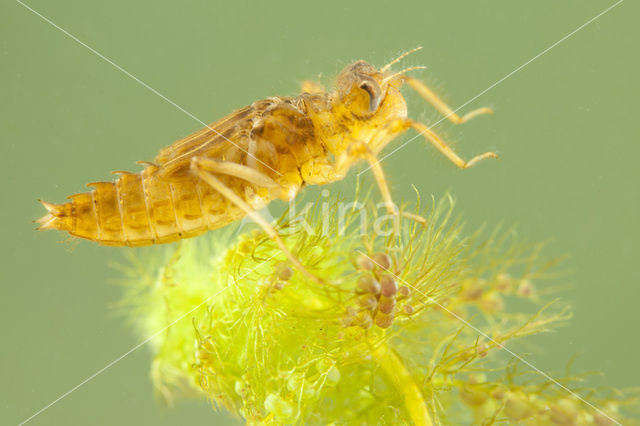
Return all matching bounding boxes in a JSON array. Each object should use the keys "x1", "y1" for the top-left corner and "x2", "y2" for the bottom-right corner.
[
  {"x1": 37, "y1": 169, "x2": 215, "y2": 247},
  {"x1": 90, "y1": 181, "x2": 124, "y2": 244},
  {"x1": 117, "y1": 172, "x2": 154, "y2": 245}
]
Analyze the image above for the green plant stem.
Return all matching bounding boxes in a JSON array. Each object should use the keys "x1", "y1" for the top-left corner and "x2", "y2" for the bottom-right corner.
[{"x1": 372, "y1": 343, "x2": 433, "y2": 426}]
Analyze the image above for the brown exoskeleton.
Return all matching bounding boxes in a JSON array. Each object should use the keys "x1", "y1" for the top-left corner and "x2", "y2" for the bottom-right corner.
[{"x1": 37, "y1": 48, "x2": 496, "y2": 283}]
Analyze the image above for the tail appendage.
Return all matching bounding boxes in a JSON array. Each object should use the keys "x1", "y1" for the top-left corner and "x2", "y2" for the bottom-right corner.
[{"x1": 36, "y1": 200, "x2": 73, "y2": 232}]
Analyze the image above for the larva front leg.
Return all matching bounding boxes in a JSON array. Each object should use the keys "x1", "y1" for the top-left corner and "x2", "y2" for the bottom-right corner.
[
  {"x1": 407, "y1": 119, "x2": 498, "y2": 169},
  {"x1": 368, "y1": 117, "x2": 498, "y2": 170},
  {"x1": 403, "y1": 75, "x2": 493, "y2": 124}
]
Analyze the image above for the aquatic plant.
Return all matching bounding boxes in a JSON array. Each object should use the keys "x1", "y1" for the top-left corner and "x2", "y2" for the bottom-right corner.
[{"x1": 120, "y1": 195, "x2": 636, "y2": 425}]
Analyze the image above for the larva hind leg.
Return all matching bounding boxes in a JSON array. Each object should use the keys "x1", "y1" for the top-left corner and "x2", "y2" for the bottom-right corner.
[
  {"x1": 191, "y1": 157, "x2": 324, "y2": 285},
  {"x1": 403, "y1": 75, "x2": 493, "y2": 124},
  {"x1": 192, "y1": 157, "x2": 291, "y2": 200}
]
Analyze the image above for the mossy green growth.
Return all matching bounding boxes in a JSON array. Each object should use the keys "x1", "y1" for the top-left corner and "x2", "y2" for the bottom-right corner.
[{"x1": 120, "y1": 195, "x2": 637, "y2": 425}]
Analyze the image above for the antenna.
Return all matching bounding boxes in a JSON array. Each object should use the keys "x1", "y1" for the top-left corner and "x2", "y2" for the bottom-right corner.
[
  {"x1": 380, "y1": 47, "x2": 423, "y2": 73},
  {"x1": 382, "y1": 66, "x2": 427, "y2": 83}
]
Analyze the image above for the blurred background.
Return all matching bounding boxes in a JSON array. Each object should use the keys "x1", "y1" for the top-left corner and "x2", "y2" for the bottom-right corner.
[{"x1": 2, "y1": 0, "x2": 638, "y2": 424}]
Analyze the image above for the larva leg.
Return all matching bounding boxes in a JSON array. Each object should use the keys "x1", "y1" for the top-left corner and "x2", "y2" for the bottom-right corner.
[
  {"x1": 191, "y1": 157, "x2": 291, "y2": 199},
  {"x1": 408, "y1": 119, "x2": 497, "y2": 168},
  {"x1": 403, "y1": 75, "x2": 493, "y2": 124},
  {"x1": 300, "y1": 80, "x2": 325, "y2": 94},
  {"x1": 338, "y1": 142, "x2": 395, "y2": 214},
  {"x1": 191, "y1": 157, "x2": 324, "y2": 285},
  {"x1": 336, "y1": 140, "x2": 426, "y2": 226}
]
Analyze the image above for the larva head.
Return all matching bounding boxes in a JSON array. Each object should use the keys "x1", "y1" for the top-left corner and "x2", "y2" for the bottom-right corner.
[{"x1": 333, "y1": 60, "x2": 408, "y2": 125}]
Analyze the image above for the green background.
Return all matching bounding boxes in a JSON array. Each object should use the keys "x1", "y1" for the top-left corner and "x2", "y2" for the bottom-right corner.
[{"x1": 2, "y1": 0, "x2": 638, "y2": 424}]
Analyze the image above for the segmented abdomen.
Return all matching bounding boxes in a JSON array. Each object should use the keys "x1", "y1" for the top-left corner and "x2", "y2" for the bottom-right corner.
[{"x1": 37, "y1": 165, "x2": 235, "y2": 247}]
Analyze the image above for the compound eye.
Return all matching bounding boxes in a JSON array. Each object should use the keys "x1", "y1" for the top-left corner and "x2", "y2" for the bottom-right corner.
[{"x1": 359, "y1": 81, "x2": 381, "y2": 112}]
